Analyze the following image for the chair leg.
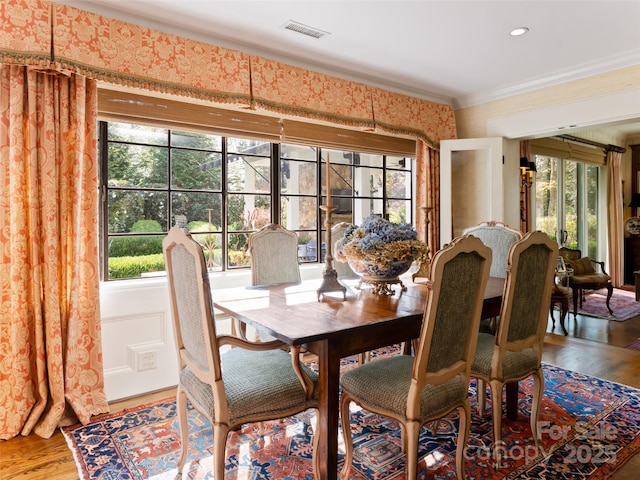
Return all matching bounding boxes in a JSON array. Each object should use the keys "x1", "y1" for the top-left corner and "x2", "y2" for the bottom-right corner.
[
  {"x1": 339, "y1": 394, "x2": 355, "y2": 479},
  {"x1": 213, "y1": 424, "x2": 230, "y2": 480},
  {"x1": 175, "y1": 387, "x2": 189, "y2": 477},
  {"x1": 404, "y1": 420, "x2": 421, "y2": 480},
  {"x1": 490, "y1": 380, "x2": 504, "y2": 469},
  {"x1": 559, "y1": 298, "x2": 569, "y2": 336},
  {"x1": 311, "y1": 408, "x2": 320, "y2": 480},
  {"x1": 456, "y1": 402, "x2": 471, "y2": 480},
  {"x1": 530, "y1": 369, "x2": 544, "y2": 447},
  {"x1": 605, "y1": 284, "x2": 614, "y2": 314},
  {"x1": 476, "y1": 378, "x2": 486, "y2": 415},
  {"x1": 571, "y1": 287, "x2": 579, "y2": 316}
]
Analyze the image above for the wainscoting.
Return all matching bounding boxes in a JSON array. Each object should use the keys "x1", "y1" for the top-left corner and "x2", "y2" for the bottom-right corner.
[{"x1": 100, "y1": 265, "x2": 325, "y2": 401}]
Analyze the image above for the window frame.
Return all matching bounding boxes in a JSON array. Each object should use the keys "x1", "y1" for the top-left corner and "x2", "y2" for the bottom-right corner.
[{"x1": 99, "y1": 118, "x2": 416, "y2": 281}]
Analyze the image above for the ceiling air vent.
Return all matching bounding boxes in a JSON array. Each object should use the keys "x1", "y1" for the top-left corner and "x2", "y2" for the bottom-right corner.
[{"x1": 281, "y1": 20, "x2": 330, "y2": 39}]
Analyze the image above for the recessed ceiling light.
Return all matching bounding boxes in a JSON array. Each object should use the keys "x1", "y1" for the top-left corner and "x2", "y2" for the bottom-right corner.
[{"x1": 510, "y1": 27, "x2": 529, "y2": 36}]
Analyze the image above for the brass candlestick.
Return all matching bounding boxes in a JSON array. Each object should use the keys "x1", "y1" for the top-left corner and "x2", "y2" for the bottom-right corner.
[
  {"x1": 317, "y1": 204, "x2": 346, "y2": 300},
  {"x1": 317, "y1": 154, "x2": 346, "y2": 301},
  {"x1": 412, "y1": 206, "x2": 433, "y2": 282}
]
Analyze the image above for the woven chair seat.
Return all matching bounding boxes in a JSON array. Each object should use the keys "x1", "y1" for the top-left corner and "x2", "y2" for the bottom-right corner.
[
  {"x1": 180, "y1": 348, "x2": 319, "y2": 422},
  {"x1": 340, "y1": 355, "x2": 467, "y2": 421},
  {"x1": 472, "y1": 333, "x2": 538, "y2": 381}
]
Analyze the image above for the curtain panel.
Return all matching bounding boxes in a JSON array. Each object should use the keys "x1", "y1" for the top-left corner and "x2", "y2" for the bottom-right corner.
[
  {"x1": 0, "y1": 65, "x2": 108, "y2": 440},
  {"x1": 607, "y1": 150, "x2": 624, "y2": 287}
]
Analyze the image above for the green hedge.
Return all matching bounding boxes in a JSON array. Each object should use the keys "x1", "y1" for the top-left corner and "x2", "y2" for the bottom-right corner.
[{"x1": 109, "y1": 253, "x2": 165, "y2": 279}]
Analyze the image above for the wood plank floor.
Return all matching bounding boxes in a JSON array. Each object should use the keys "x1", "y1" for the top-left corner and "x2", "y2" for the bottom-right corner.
[{"x1": 1, "y1": 313, "x2": 639, "y2": 480}]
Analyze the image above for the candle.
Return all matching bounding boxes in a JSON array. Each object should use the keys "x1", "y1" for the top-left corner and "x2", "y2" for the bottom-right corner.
[{"x1": 326, "y1": 153, "x2": 332, "y2": 206}]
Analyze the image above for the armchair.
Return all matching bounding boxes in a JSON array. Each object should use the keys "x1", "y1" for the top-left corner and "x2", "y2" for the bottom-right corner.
[
  {"x1": 558, "y1": 247, "x2": 613, "y2": 316},
  {"x1": 472, "y1": 231, "x2": 558, "y2": 468},
  {"x1": 162, "y1": 227, "x2": 319, "y2": 478},
  {"x1": 339, "y1": 235, "x2": 492, "y2": 479}
]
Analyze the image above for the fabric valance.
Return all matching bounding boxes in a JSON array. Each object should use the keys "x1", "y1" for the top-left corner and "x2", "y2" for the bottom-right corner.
[
  {"x1": 0, "y1": 0, "x2": 51, "y2": 66},
  {"x1": 1, "y1": 0, "x2": 457, "y2": 148}
]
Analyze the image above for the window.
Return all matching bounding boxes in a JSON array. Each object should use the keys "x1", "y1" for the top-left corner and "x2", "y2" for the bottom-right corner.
[
  {"x1": 100, "y1": 121, "x2": 415, "y2": 280},
  {"x1": 534, "y1": 156, "x2": 602, "y2": 258}
]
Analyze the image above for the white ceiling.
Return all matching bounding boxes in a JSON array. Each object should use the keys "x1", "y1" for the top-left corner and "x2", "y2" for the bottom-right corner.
[{"x1": 58, "y1": 0, "x2": 640, "y2": 137}]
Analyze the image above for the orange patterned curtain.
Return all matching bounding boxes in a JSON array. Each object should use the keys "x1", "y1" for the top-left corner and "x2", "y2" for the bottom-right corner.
[
  {"x1": 607, "y1": 150, "x2": 624, "y2": 287},
  {"x1": 415, "y1": 140, "x2": 440, "y2": 254},
  {"x1": 0, "y1": 65, "x2": 108, "y2": 440}
]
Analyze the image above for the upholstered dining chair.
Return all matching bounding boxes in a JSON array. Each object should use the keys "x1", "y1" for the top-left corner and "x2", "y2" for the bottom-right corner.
[
  {"x1": 331, "y1": 222, "x2": 356, "y2": 278},
  {"x1": 249, "y1": 223, "x2": 302, "y2": 286},
  {"x1": 462, "y1": 221, "x2": 523, "y2": 278},
  {"x1": 238, "y1": 223, "x2": 303, "y2": 341},
  {"x1": 558, "y1": 246, "x2": 613, "y2": 317},
  {"x1": 462, "y1": 221, "x2": 523, "y2": 333},
  {"x1": 339, "y1": 235, "x2": 492, "y2": 480},
  {"x1": 162, "y1": 227, "x2": 319, "y2": 479},
  {"x1": 471, "y1": 231, "x2": 557, "y2": 468}
]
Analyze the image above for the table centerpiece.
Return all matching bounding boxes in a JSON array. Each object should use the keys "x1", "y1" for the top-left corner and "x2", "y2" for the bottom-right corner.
[{"x1": 334, "y1": 215, "x2": 429, "y2": 295}]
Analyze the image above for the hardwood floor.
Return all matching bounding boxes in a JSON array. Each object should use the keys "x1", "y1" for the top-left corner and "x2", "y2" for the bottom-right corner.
[{"x1": 2, "y1": 313, "x2": 639, "y2": 480}]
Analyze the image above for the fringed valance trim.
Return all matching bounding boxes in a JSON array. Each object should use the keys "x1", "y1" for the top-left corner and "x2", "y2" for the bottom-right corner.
[
  {"x1": 252, "y1": 98, "x2": 376, "y2": 131},
  {"x1": 0, "y1": 52, "x2": 52, "y2": 66},
  {"x1": 52, "y1": 60, "x2": 252, "y2": 107},
  {"x1": 375, "y1": 121, "x2": 440, "y2": 150},
  {"x1": 5, "y1": 0, "x2": 457, "y2": 146}
]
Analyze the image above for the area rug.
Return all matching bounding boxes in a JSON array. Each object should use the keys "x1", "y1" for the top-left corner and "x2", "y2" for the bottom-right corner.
[
  {"x1": 62, "y1": 357, "x2": 640, "y2": 480},
  {"x1": 625, "y1": 338, "x2": 640, "y2": 351},
  {"x1": 577, "y1": 287, "x2": 640, "y2": 321}
]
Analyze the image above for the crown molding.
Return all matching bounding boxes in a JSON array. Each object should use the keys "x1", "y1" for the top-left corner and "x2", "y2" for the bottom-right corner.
[{"x1": 455, "y1": 51, "x2": 640, "y2": 110}]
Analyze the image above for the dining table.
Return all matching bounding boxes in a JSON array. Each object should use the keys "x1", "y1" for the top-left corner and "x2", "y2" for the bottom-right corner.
[{"x1": 213, "y1": 275, "x2": 507, "y2": 479}]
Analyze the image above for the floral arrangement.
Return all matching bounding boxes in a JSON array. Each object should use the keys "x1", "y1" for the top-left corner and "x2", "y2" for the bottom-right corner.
[{"x1": 335, "y1": 215, "x2": 429, "y2": 270}]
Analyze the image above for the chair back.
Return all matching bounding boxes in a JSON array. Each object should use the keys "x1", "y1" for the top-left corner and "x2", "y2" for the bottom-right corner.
[
  {"x1": 408, "y1": 235, "x2": 491, "y2": 413},
  {"x1": 332, "y1": 222, "x2": 355, "y2": 277},
  {"x1": 162, "y1": 227, "x2": 223, "y2": 405},
  {"x1": 463, "y1": 221, "x2": 523, "y2": 278},
  {"x1": 248, "y1": 223, "x2": 301, "y2": 286},
  {"x1": 494, "y1": 231, "x2": 558, "y2": 364},
  {"x1": 559, "y1": 246, "x2": 582, "y2": 263}
]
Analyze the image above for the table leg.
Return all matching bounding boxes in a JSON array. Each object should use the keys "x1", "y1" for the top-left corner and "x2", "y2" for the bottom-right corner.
[
  {"x1": 314, "y1": 340, "x2": 341, "y2": 480},
  {"x1": 506, "y1": 382, "x2": 518, "y2": 420}
]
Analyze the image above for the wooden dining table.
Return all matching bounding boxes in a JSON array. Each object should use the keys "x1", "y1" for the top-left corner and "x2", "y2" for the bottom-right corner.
[{"x1": 213, "y1": 276, "x2": 506, "y2": 480}]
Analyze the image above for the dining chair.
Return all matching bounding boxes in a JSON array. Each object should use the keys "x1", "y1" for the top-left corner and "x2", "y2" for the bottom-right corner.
[
  {"x1": 249, "y1": 223, "x2": 302, "y2": 286},
  {"x1": 471, "y1": 230, "x2": 557, "y2": 468},
  {"x1": 339, "y1": 234, "x2": 492, "y2": 480},
  {"x1": 558, "y1": 246, "x2": 613, "y2": 317},
  {"x1": 162, "y1": 227, "x2": 319, "y2": 479},
  {"x1": 237, "y1": 223, "x2": 303, "y2": 341},
  {"x1": 463, "y1": 221, "x2": 523, "y2": 333},
  {"x1": 331, "y1": 222, "x2": 356, "y2": 278},
  {"x1": 462, "y1": 221, "x2": 523, "y2": 278}
]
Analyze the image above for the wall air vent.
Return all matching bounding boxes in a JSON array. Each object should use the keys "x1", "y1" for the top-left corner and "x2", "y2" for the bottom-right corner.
[{"x1": 281, "y1": 20, "x2": 330, "y2": 39}]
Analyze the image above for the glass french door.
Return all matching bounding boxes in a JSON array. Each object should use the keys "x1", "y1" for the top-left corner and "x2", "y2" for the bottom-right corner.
[{"x1": 534, "y1": 155, "x2": 601, "y2": 258}]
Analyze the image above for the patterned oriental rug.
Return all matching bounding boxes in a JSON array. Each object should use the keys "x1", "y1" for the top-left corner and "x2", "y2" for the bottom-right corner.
[
  {"x1": 576, "y1": 288, "x2": 640, "y2": 321},
  {"x1": 63, "y1": 352, "x2": 640, "y2": 480},
  {"x1": 625, "y1": 338, "x2": 640, "y2": 351}
]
